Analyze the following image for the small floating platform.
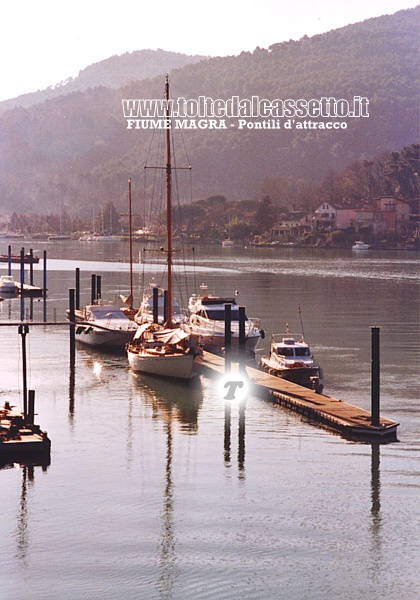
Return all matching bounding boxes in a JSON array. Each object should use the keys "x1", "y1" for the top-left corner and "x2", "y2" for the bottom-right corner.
[
  {"x1": 0, "y1": 402, "x2": 51, "y2": 462},
  {"x1": 15, "y1": 282, "x2": 44, "y2": 297},
  {"x1": 199, "y1": 351, "x2": 399, "y2": 442}
]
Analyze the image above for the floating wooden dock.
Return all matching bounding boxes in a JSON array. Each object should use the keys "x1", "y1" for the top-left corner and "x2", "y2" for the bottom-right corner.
[
  {"x1": 0, "y1": 402, "x2": 51, "y2": 464},
  {"x1": 15, "y1": 282, "x2": 44, "y2": 297},
  {"x1": 199, "y1": 351, "x2": 399, "y2": 442}
]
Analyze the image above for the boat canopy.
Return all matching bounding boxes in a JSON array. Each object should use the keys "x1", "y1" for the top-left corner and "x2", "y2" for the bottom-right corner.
[{"x1": 134, "y1": 323, "x2": 190, "y2": 345}]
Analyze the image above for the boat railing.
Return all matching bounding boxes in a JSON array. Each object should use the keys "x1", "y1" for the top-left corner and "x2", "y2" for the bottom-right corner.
[
  {"x1": 191, "y1": 315, "x2": 259, "y2": 336},
  {"x1": 271, "y1": 333, "x2": 305, "y2": 343}
]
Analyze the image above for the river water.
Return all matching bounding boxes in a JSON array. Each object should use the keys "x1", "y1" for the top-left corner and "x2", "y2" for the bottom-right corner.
[{"x1": 1, "y1": 240, "x2": 419, "y2": 600}]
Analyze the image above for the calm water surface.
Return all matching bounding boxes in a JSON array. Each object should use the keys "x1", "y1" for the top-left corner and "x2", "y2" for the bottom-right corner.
[{"x1": 1, "y1": 241, "x2": 419, "y2": 600}]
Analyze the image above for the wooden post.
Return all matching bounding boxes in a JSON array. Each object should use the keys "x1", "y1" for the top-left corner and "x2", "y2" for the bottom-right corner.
[
  {"x1": 43, "y1": 250, "x2": 47, "y2": 322},
  {"x1": 224, "y1": 303, "x2": 232, "y2": 373},
  {"x1": 69, "y1": 289, "x2": 76, "y2": 367},
  {"x1": 153, "y1": 286, "x2": 159, "y2": 323},
  {"x1": 27, "y1": 390, "x2": 35, "y2": 425},
  {"x1": 75, "y1": 268, "x2": 80, "y2": 310},
  {"x1": 29, "y1": 249, "x2": 34, "y2": 286},
  {"x1": 96, "y1": 275, "x2": 101, "y2": 300},
  {"x1": 43, "y1": 250, "x2": 47, "y2": 294},
  {"x1": 7, "y1": 245, "x2": 12, "y2": 276},
  {"x1": 371, "y1": 326, "x2": 380, "y2": 427},
  {"x1": 163, "y1": 290, "x2": 168, "y2": 324},
  {"x1": 20, "y1": 247, "x2": 25, "y2": 286},
  {"x1": 18, "y1": 324, "x2": 29, "y2": 421},
  {"x1": 91, "y1": 274, "x2": 97, "y2": 304},
  {"x1": 239, "y1": 306, "x2": 246, "y2": 372}
]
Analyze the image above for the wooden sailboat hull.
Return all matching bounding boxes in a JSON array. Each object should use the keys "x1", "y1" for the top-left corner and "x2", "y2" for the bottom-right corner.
[{"x1": 127, "y1": 348, "x2": 198, "y2": 379}]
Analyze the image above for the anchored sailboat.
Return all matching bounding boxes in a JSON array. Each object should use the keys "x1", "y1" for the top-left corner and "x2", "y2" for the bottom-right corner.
[{"x1": 126, "y1": 76, "x2": 201, "y2": 380}]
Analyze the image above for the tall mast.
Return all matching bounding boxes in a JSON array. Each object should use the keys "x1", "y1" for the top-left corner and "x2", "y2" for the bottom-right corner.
[
  {"x1": 165, "y1": 74, "x2": 173, "y2": 326},
  {"x1": 128, "y1": 177, "x2": 133, "y2": 304}
]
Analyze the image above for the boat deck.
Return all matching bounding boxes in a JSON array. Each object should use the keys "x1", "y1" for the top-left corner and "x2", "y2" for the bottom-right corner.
[{"x1": 199, "y1": 351, "x2": 399, "y2": 442}]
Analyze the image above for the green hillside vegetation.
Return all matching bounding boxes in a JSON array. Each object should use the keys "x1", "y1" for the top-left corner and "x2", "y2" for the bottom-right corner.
[
  {"x1": 6, "y1": 143, "x2": 419, "y2": 247},
  {"x1": 0, "y1": 7, "x2": 418, "y2": 219}
]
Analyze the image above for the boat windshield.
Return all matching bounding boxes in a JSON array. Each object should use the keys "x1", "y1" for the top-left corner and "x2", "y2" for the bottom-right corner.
[
  {"x1": 205, "y1": 309, "x2": 244, "y2": 321},
  {"x1": 295, "y1": 347, "x2": 310, "y2": 356},
  {"x1": 277, "y1": 347, "x2": 294, "y2": 356}
]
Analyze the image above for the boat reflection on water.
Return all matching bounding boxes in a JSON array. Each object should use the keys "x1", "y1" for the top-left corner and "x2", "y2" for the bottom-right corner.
[
  {"x1": 129, "y1": 373, "x2": 203, "y2": 596},
  {"x1": 130, "y1": 372, "x2": 204, "y2": 433}
]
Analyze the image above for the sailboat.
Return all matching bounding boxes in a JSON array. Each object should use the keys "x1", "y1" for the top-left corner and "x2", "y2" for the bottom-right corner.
[
  {"x1": 222, "y1": 215, "x2": 234, "y2": 246},
  {"x1": 126, "y1": 76, "x2": 201, "y2": 380}
]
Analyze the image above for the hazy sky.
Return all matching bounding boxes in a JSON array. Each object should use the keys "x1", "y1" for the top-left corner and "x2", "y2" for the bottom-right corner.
[{"x1": 1, "y1": 0, "x2": 417, "y2": 102}]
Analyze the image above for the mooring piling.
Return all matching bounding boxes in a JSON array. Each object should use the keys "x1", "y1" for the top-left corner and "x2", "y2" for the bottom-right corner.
[
  {"x1": 75, "y1": 268, "x2": 80, "y2": 310},
  {"x1": 18, "y1": 324, "x2": 29, "y2": 420},
  {"x1": 238, "y1": 306, "x2": 246, "y2": 371},
  {"x1": 164, "y1": 290, "x2": 168, "y2": 323},
  {"x1": 153, "y1": 286, "x2": 159, "y2": 323},
  {"x1": 371, "y1": 326, "x2": 380, "y2": 427},
  {"x1": 20, "y1": 247, "x2": 25, "y2": 287},
  {"x1": 224, "y1": 303, "x2": 232, "y2": 373},
  {"x1": 27, "y1": 390, "x2": 35, "y2": 426},
  {"x1": 96, "y1": 275, "x2": 102, "y2": 300},
  {"x1": 7, "y1": 245, "x2": 12, "y2": 275},
  {"x1": 91, "y1": 274, "x2": 97, "y2": 304},
  {"x1": 29, "y1": 249, "x2": 34, "y2": 286}
]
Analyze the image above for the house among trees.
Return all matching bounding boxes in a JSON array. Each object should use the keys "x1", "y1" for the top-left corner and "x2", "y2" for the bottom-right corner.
[{"x1": 313, "y1": 197, "x2": 411, "y2": 235}]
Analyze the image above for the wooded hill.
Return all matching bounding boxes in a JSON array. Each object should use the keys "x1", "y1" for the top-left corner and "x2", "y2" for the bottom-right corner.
[{"x1": 0, "y1": 7, "x2": 418, "y2": 218}]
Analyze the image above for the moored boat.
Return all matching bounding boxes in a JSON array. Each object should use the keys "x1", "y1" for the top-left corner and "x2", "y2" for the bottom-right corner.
[
  {"x1": 352, "y1": 240, "x2": 370, "y2": 251},
  {"x1": 73, "y1": 300, "x2": 138, "y2": 348},
  {"x1": 259, "y1": 332, "x2": 324, "y2": 393},
  {"x1": 127, "y1": 323, "x2": 201, "y2": 379},
  {"x1": 0, "y1": 252, "x2": 40, "y2": 264},
  {"x1": 188, "y1": 284, "x2": 262, "y2": 353},
  {"x1": 126, "y1": 75, "x2": 201, "y2": 380},
  {"x1": 0, "y1": 275, "x2": 18, "y2": 295}
]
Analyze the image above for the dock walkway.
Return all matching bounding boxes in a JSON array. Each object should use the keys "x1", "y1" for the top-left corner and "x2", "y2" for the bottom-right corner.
[{"x1": 199, "y1": 351, "x2": 399, "y2": 442}]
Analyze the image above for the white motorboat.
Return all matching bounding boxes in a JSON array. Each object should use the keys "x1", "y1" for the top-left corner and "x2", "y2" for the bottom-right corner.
[
  {"x1": 0, "y1": 275, "x2": 18, "y2": 295},
  {"x1": 352, "y1": 240, "x2": 370, "y2": 251},
  {"x1": 188, "y1": 284, "x2": 262, "y2": 353},
  {"x1": 73, "y1": 300, "x2": 138, "y2": 348},
  {"x1": 126, "y1": 76, "x2": 201, "y2": 380},
  {"x1": 259, "y1": 332, "x2": 324, "y2": 393}
]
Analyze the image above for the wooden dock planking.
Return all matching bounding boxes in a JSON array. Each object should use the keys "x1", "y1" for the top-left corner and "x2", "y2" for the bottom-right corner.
[{"x1": 199, "y1": 351, "x2": 399, "y2": 442}]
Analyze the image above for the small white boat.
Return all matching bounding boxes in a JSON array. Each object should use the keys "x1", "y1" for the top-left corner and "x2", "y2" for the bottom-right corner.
[
  {"x1": 259, "y1": 333, "x2": 324, "y2": 393},
  {"x1": 127, "y1": 323, "x2": 200, "y2": 380},
  {"x1": 0, "y1": 275, "x2": 18, "y2": 295},
  {"x1": 73, "y1": 300, "x2": 138, "y2": 348},
  {"x1": 352, "y1": 240, "x2": 370, "y2": 251},
  {"x1": 222, "y1": 239, "x2": 234, "y2": 247},
  {"x1": 188, "y1": 284, "x2": 262, "y2": 353}
]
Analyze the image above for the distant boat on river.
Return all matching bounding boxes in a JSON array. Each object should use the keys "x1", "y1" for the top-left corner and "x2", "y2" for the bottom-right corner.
[
  {"x1": 352, "y1": 240, "x2": 370, "y2": 251},
  {"x1": 0, "y1": 252, "x2": 40, "y2": 264}
]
